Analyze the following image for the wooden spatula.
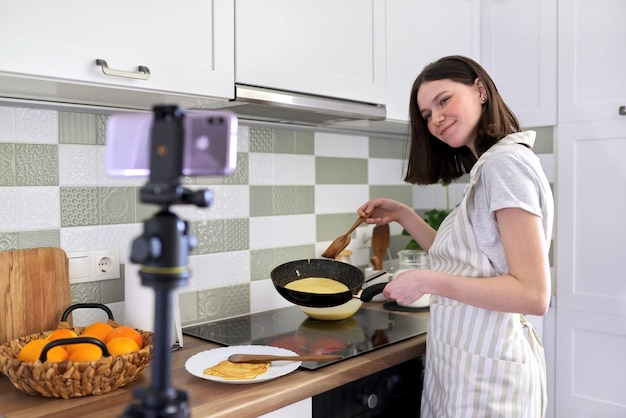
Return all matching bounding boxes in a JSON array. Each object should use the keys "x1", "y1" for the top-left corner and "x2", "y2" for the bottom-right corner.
[
  {"x1": 228, "y1": 354, "x2": 342, "y2": 363},
  {"x1": 321, "y1": 214, "x2": 371, "y2": 259},
  {"x1": 371, "y1": 224, "x2": 390, "y2": 270}
]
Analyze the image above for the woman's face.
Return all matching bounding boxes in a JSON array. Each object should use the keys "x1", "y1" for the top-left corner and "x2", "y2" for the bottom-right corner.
[{"x1": 416, "y1": 78, "x2": 485, "y2": 155}]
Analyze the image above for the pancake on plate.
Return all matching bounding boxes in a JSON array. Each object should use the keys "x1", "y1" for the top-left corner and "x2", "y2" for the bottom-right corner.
[{"x1": 203, "y1": 360, "x2": 270, "y2": 380}]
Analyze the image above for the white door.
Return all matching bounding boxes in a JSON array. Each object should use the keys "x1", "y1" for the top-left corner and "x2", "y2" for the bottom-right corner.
[
  {"x1": 555, "y1": 120, "x2": 626, "y2": 417},
  {"x1": 481, "y1": 0, "x2": 557, "y2": 127}
]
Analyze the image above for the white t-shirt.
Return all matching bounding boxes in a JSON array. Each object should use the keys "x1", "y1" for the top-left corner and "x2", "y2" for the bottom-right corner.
[{"x1": 468, "y1": 131, "x2": 554, "y2": 275}]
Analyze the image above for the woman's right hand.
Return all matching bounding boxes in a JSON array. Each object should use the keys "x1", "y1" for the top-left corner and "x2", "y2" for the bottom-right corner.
[{"x1": 358, "y1": 198, "x2": 411, "y2": 226}]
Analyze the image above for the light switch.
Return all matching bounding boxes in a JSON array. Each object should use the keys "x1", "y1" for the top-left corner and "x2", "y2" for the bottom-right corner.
[{"x1": 67, "y1": 251, "x2": 91, "y2": 283}]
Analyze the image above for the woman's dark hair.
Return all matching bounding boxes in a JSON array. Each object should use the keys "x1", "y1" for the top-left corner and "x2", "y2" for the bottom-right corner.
[{"x1": 404, "y1": 55, "x2": 521, "y2": 185}]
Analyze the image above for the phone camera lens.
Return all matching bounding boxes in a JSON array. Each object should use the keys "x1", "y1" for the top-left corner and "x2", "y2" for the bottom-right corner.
[{"x1": 206, "y1": 117, "x2": 225, "y2": 125}]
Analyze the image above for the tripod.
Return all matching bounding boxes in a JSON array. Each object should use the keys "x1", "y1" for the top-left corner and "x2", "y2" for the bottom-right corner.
[{"x1": 121, "y1": 105, "x2": 214, "y2": 417}]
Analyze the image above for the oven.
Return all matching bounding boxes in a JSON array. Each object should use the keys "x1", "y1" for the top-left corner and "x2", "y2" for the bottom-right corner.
[{"x1": 312, "y1": 355, "x2": 423, "y2": 417}]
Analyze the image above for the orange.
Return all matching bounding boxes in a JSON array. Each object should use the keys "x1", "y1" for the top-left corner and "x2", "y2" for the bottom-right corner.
[
  {"x1": 17, "y1": 339, "x2": 47, "y2": 362},
  {"x1": 69, "y1": 343, "x2": 103, "y2": 362},
  {"x1": 81, "y1": 321, "x2": 113, "y2": 342},
  {"x1": 106, "y1": 337, "x2": 139, "y2": 356},
  {"x1": 42, "y1": 345, "x2": 69, "y2": 363},
  {"x1": 46, "y1": 328, "x2": 77, "y2": 341},
  {"x1": 104, "y1": 326, "x2": 143, "y2": 349}
]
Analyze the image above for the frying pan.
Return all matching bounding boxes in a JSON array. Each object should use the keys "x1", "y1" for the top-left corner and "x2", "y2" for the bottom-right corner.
[{"x1": 270, "y1": 259, "x2": 386, "y2": 308}]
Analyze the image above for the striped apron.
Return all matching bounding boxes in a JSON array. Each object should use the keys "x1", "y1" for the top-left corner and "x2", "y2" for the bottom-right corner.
[{"x1": 421, "y1": 138, "x2": 547, "y2": 418}]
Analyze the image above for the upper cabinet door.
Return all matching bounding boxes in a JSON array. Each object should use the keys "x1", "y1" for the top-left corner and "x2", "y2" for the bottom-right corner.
[
  {"x1": 481, "y1": 0, "x2": 557, "y2": 128},
  {"x1": 558, "y1": 0, "x2": 626, "y2": 123},
  {"x1": 385, "y1": 0, "x2": 480, "y2": 122},
  {"x1": 235, "y1": 0, "x2": 386, "y2": 105},
  {"x1": 0, "y1": 0, "x2": 234, "y2": 102}
]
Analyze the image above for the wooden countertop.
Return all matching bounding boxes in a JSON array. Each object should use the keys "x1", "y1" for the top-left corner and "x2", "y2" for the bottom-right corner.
[{"x1": 0, "y1": 307, "x2": 428, "y2": 418}]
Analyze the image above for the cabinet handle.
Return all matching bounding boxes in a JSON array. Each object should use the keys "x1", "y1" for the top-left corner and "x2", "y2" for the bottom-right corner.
[
  {"x1": 619, "y1": 106, "x2": 626, "y2": 116},
  {"x1": 95, "y1": 59, "x2": 150, "y2": 80}
]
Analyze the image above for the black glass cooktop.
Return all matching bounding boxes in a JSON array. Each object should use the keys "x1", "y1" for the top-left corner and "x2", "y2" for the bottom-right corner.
[{"x1": 182, "y1": 305, "x2": 428, "y2": 370}]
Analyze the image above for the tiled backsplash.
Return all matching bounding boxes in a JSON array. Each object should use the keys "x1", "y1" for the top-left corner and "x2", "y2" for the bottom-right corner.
[{"x1": 0, "y1": 106, "x2": 555, "y2": 327}]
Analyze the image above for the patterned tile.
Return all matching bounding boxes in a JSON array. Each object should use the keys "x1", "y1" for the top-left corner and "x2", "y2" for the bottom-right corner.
[
  {"x1": 197, "y1": 283, "x2": 250, "y2": 323},
  {"x1": 98, "y1": 187, "x2": 136, "y2": 225},
  {"x1": 249, "y1": 127, "x2": 274, "y2": 153},
  {"x1": 16, "y1": 187, "x2": 60, "y2": 230},
  {"x1": 96, "y1": 115, "x2": 108, "y2": 145},
  {"x1": 0, "y1": 107, "x2": 17, "y2": 140},
  {"x1": 18, "y1": 229, "x2": 60, "y2": 249},
  {"x1": 179, "y1": 291, "x2": 199, "y2": 325},
  {"x1": 71, "y1": 281, "x2": 102, "y2": 304},
  {"x1": 14, "y1": 108, "x2": 58, "y2": 144},
  {"x1": 60, "y1": 187, "x2": 99, "y2": 226},
  {"x1": 0, "y1": 187, "x2": 17, "y2": 231},
  {"x1": 0, "y1": 143, "x2": 15, "y2": 186},
  {"x1": 58, "y1": 145, "x2": 98, "y2": 185},
  {"x1": 59, "y1": 112, "x2": 97, "y2": 144},
  {"x1": 191, "y1": 219, "x2": 224, "y2": 254},
  {"x1": 223, "y1": 218, "x2": 249, "y2": 251},
  {"x1": 15, "y1": 144, "x2": 58, "y2": 186},
  {"x1": 0, "y1": 232, "x2": 18, "y2": 250}
]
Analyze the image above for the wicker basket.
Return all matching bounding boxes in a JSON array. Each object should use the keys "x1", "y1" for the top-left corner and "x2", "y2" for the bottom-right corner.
[{"x1": 0, "y1": 304, "x2": 153, "y2": 399}]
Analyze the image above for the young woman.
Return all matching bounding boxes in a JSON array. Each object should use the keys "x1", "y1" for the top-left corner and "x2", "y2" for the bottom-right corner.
[{"x1": 358, "y1": 56, "x2": 553, "y2": 417}]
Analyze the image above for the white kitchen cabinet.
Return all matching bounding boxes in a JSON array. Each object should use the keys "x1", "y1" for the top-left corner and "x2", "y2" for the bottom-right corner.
[
  {"x1": 480, "y1": 0, "x2": 556, "y2": 128},
  {"x1": 385, "y1": 0, "x2": 480, "y2": 122},
  {"x1": 0, "y1": 0, "x2": 234, "y2": 109},
  {"x1": 235, "y1": 0, "x2": 386, "y2": 105},
  {"x1": 555, "y1": 119, "x2": 626, "y2": 417},
  {"x1": 558, "y1": 0, "x2": 626, "y2": 123}
]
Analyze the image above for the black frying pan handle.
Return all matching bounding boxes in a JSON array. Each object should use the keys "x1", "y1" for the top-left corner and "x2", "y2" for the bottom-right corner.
[{"x1": 359, "y1": 282, "x2": 387, "y2": 302}]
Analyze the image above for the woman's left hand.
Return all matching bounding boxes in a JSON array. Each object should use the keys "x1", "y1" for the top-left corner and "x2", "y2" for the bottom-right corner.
[{"x1": 384, "y1": 270, "x2": 429, "y2": 306}]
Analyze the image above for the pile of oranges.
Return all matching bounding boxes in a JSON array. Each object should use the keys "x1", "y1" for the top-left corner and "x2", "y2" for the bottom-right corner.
[{"x1": 17, "y1": 322, "x2": 144, "y2": 363}]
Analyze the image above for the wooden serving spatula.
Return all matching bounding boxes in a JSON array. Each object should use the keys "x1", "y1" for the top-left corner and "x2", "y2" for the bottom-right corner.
[{"x1": 371, "y1": 224, "x2": 390, "y2": 270}]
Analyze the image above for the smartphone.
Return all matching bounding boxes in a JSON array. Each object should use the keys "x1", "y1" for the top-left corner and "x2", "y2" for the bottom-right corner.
[{"x1": 105, "y1": 110, "x2": 238, "y2": 177}]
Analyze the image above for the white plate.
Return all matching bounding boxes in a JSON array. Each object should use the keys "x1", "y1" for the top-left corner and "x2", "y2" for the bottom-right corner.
[{"x1": 185, "y1": 345, "x2": 301, "y2": 384}]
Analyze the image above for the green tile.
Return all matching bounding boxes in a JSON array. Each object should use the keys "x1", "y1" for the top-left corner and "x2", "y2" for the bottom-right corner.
[
  {"x1": 250, "y1": 245, "x2": 315, "y2": 280},
  {"x1": 249, "y1": 127, "x2": 274, "y2": 153},
  {"x1": 274, "y1": 129, "x2": 296, "y2": 153},
  {"x1": 182, "y1": 152, "x2": 249, "y2": 185},
  {"x1": 59, "y1": 112, "x2": 97, "y2": 144},
  {"x1": 102, "y1": 274, "x2": 124, "y2": 304},
  {"x1": 294, "y1": 186, "x2": 315, "y2": 214},
  {"x1": 98, "y1": 187, "x2": 136, "y2": 225},
  {"x1": 223, "y1": 218, "x2": 249, "y2": 251},
  {"x1": 294, "y1": 131, "x2": 315, "y2": 154},
  {"x1": 0, "y1": 143, "x2": 16, "y2": 186},
  {"x1": 369, "y1": 185, "x2": 413, "y2": 206},
  {"x1": 250, "y1": 186, "x2": 274, "y2": 216},
  {"x1": 316, "y1": 157, "x2": 367, "y2": 184},
  {"x1": 179, "y1": 291, "x2": 199, "y2": 325},
  {"x1": 96, "y1": 115, "x2": 108, "y2": 145},
  {"x1": 370, "y1": 137, "x2": 407, "y2": 159},
  {"x1": 190, "y1": 219, "x2": 223, "y2": 254},
  {"x1": 197, "y1": 283, "x2": 250, "y2": 322},
  {"x1": 15, "y1": 144, "x2": 58, "y2": 186},
  {"x1": 70, "y1": 281, "x2": 102, "y2": 304},
  {"x1": 61, "y1": 187, "x2": 99, "y2": 226},
  {"x1": 317, "y1": 213, "x2": 370, "y2": 242},
  {"x1": 18, "y1": 230, "x2": 60, "y2": 249},
  {"x1": 0, "y1": 232, "x2": 18, "y2": 251}
]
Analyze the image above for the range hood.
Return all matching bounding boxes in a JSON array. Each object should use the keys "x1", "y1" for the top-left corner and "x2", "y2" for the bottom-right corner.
[{"x1": 216, "y1": 84, "x2": 386, "y2": 125}]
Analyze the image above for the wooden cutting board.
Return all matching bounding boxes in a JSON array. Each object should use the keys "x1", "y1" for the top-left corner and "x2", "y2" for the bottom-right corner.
[{"x1": 0, "y1": 247, "x2": 72, "y2": 345}]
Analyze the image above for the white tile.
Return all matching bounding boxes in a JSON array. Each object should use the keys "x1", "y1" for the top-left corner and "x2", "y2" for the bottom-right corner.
[
  {"x1": 249, "y1": 214, "x2": 315, "y2": 250},
  {"x1": 16, "y1": 186, "x2": 60, "y2": 230},
  {"x1": 249, "y1": 153, "x2": 274, "y2": 185},
  {"x1": 315, "y1": 132, "x2": 369, "y2": 158},
  {"x1": 60, "y1": 226, "x2": 99, "y2": 252},
  {"x1": 194, "y1": 250, "x2": 251, "y2": 289},
  {"x1": 237, "y1": 125, "x2": 249, "y2": 153},
  {"x1": 315, "y1": 185, "x2": 369, "y2": 214},
  {"x1": 170, "y1": 185, "x2": 249, "y2": 221},
  {"x1": 368, "y1": 158, "x2": 406, "y2": 185},
  {"x1": 59, "y1": 144, "x2": 98, "y2": 186},
  {"x1": 0, "y1": 187, "x2": 17, "y2": 232},
  {"x1": 272, "y1": 154, "x2": 315, "y2": 184},
  {"x1": 14, "y1": 108, "x2": 58, "y2": 144},
  {"x1": 250, "y1": 278, "x2": 293, "y2": 313},
  {"x1": 0, "y1": 106, "x2": 17, "y2": 141},
  {"x1": 96, "y1": 223, "x2": 142, "y2": 264},
  {"x1": 96, "y1": 146, "x2": 145, "y2": 186}
]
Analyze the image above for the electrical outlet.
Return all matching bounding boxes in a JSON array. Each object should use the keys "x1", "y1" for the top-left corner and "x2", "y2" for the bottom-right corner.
[
  {"x1": 92, "y1": 249, "x2": 120, "y2": 280},
  {"x1": 354, "y1": 224, "x2": 375, "y2": 249}
]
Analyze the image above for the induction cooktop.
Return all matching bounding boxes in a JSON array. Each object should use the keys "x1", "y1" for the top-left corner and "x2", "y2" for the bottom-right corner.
[{"x1": 182, "y1": 305, "x2": 428, "y2": 370}]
